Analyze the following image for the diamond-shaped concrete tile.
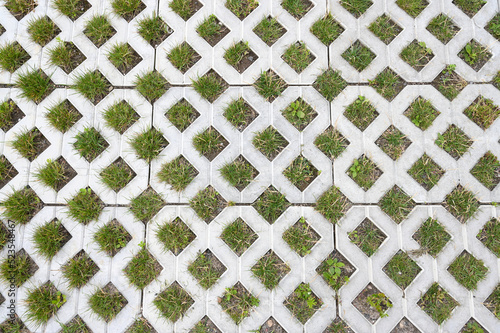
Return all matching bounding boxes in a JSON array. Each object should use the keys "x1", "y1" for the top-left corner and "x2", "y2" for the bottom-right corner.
[
  {"x1": 376, "y1": 125, "x2": 411, "y2": 160},
  {"x1": 352, "y1": 283, "x2": 392, "y2": 323},
  {"x1": 383, "y1": 250, "x2": 421, "y2": 289},
  {"x1": 349, "y1": 218, "x2": 387, "y2": 256},
  {"x1": 448, "y1": 250, "x2": 488, "y2": 290},
  {"x1": 252, "y1": 186, "x2": 290, "y2": 224},
  {"x1": 342, "y1": 40, "x2": 376, "y2": 72},
  {"x1": 156, "y1": 217, "x2": 196, "y2": 255},
  {"x1": 316, "y1": 251, "x2": 356, "y2": 291},
  {"x1": 418, "y1": 283, "x2": 458, "y2": 324},
  {"x1": 221, "y1": 218, "x2": 258, "y2": 256},
  {"x1": 347, "y1": 155, "x2": 382, "y2": 191},
  {"x1": 251, "y1": 250, "x2": 290, "y2": 290},
  {"x1": 188, "y1": 249, "x2": 226, "y2": 289},
  {"x1": 284, "y1": 283, "x2": 322, "y2": 324}
]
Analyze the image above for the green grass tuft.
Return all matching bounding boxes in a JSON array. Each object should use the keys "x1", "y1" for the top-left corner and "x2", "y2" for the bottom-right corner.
[
  {"x1": 314, "y1": 127, "x2": 349, "y2": 159},
  {"x1": 282, "y1": 42, "x2": 314, "y2": 73},
  {"x1": 62, "y1": 251, "x2": 98, "y2": 289},
  {"x1": 444, "y1": 185, "x2": 479, "y2": 222},
  {"x1": 310, "y1": 13, "x2": 344, "y2": 45},
  {"x1": 188, "y1": 250, "x2": 226, "y2": 289},
  {"x1": 168, "y1": 42, "x2": 200, "y2": 73},
  {"x1": 0, "y1": 42, "x2": 30, "y2": 73},
  {"x1": 448, "y1": 251, "x2": 487, "y2": 290},
  {"x1": 369, "y1": 14, "x2": 402, "y2": 44},
  {"x1": 135, "y1": 71, "x2": 168, "y2": 102},
  {"x1": 192, "y1": 70, "x2": 227, "y2": 102},
  {"x1": 156, "y1": 217, "x2": 195, "y2": 255},
  {"x1": 103, "y1": 101, "x2": 139, "y2": 134},
  {"x1": 253, "y1": 16, "x2": 286, "y2": 46},
  {"x1": 253, "y1": 186, "x2": 290, "y2": 224},
  {"x1": 130, "y1": 128, "x2": 168, "y2": 162},
  {"x1": 72, "y1": 70, "x2": 111, "y2": 103},
  {"x1": 94, "y1": 220, "x2": 131, "y2": 256},
  {"x1": 254, "y1": 70, "x2": 287, "y2": 102},
  {"x1": 15, "y1": 69, "x2": 54, "y2": 103},
  {"x1": 73, "y1": 127, "x2": 109, "y2": 162},
  {"x1": 252, "y1": 250, "x2": 290, "y2": 289},
  {"x1": 124, "y1": 248, "x2": 161, "y2": 289},
  {"x1": 1, "y1": 187, "x2": 42, "y2": 224},
  {"x1": 313, "y1": 68, "x2": 347, "y2": 101},
  {"x1": 413, "y1": 218, "x2": 451, "y2": 257},
  {"x1": 25, "y1": 283, "x2": 66, "y2": 324},
  {"x1": 221, "y1": 218, "x2": 257, "y2": 256},
  {"x1": 67, "y1": 188, "x2": 104, "y2": 224},
  {"x1": 33, "y1": 219, "x2": 70, "y2": 259},
  {"x1": 157, "y1": 156, "x2": 198, "y2": 191},
  {"x1": 315, "y1": 186, "x2": 351, "y2": 223},
  {"x1": 154, "y1": 282, "x2": 194, "y2": 322},
  {"x1": 84, "y1": 15, "x2": 115, "y2": 47},
  {"x1": 27, "y1": 16, "x2": 60, "y2": 46},
  {"x1": 379, "y1": 186, "x2": 415, "y2": 223},
  {"x1": 88, "y1": 284, "x2": 127, "y2": 322},
  {"x1": 130, "y1": 187, "x2": 165, "y2": 223},
  {"x1": 220, "y1": 156, "x2": 258, "y2": 191}
]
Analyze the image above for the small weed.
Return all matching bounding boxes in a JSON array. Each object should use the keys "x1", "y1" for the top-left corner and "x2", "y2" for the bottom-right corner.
[
  {"x1": 192, "y1": 127, "x2": 228, "y2": 161},
  {"x1": 189, "y1": 186, "x2": 225, "y2": 222},
  {"x1": 226, "y1": 0, "x2": 258, "y2": 20},
  {"x1": 376, "y1": 126, "x2": 411, "y2": 160},
  {"x1": 4, "y1": 0, "x2": 36, "y2": 19},
  {"x1": 89, "y1": 283, "x2": 128, "y2": 322},
  {"x1": 460, "y1": 40, "x2": 491, "y2": 70},
  {"x1": 426, "y1": 14, "x2": 460, "y2": 44},
  {"x1": 314, "y1": 127, "x2": 349, "y2": 159},
  {"x1": 369, "y1": 68, "x2": 405, "y2": 101},
  {"x1": 283, "y1": 217, "x2": 320, "y2": 256},
  {"x1": 400, "y1": 40, "x2": 434, "y2": 71},
  {"x1": 282, "y1": 98, "x2": 317, "y2": 131},
  {"x1": 35, "y1": 157, "x2": 75, "y2": 191},
  {"x1": 435, "y1": 125, "x2": 472, "y2": 159},
  {"x1": 46, "y1": 100, "x2": 81, "y2": 133},
  {"x1": 284, "y1": 283, "x2": 322, "y2": 324},
  {"x1": 253, "y1": 126, "x2": 288, "y2": 160},
  {"x1": 196, "y1": 15, "x2": 229, "y2": 46},
  {"x1": 192, "y1": 70, "x2": 228, "y2": 102},
  {"x1": 252, "y1": 186, "x2": 290, "y2": 224},
  {"x1": 340, "y1": 0, "x2": 372, "y2": 18},
  {"x1": 408, "y1": 154, "x2": 444, "y2": 190},
  {"x1": 111, "y1": 0, "x2": 145, "y2": 21},
  {"x1": 100, "y1": 158, "x2": 136, "y2": 192},
  {"x1": 135, "y1": 71, "x2": 168, "y2": 102},
  {"x1": 344, "y1": 95, "x2": 378, "y2": 131},
  {"x1": 0, "y1": 250, "x2": 38, "y2": 286},
  {"x1": 156, "y1": 217, "x2": 195, "y2": 255},
  {"x1": 158, "y1": 155, "x2": 198, "y2": 191},
  {"x1": 464, "y1": 96, "x2": 500, "y2": 130},
  {"x1": 404, "y1": 97, "x2": 439, "y2": 130},
  {"x1": 477, "y1": 218, "x2": 500, "y2": 257},
  {"x1": 220, "y1": 282, "x2": 259, "y2": 324},
  {"x1": 434, "y1": 64, "x2": 467, "y2": 100},
  {"x1": 188, "y1": 250, "x2": 226, "y2": 289},
  {"x1": 169, "y1": 0, "x2": 201, "y2": 20},
  {"x1": 254, "y1": 70, "x2": 287, "y2": 102},
  {"x1": 220, "y1": 156, "x2": 258, "y2": 191},
  {"x1": 94, "y1": 220, "x2": 131, "y2": 256},
  {"x1": 0, "y1": 42, "x2": 30, "y2": 72},
  {"x1": 73, "y1": 127, "x2": 109, "y2": 162},
  {"x1": 448, "y1": 251, "x2": 487, "y2": 290},
  {"x1": 62, "y1": 251, "x2": 98, "y2": 289},
  {"x1": 72, "y1": 70, "x2": 112, "y2": 104},
  {"x1": 130, "y1": 128, "x2": 168, "y2": 162},
  {"x1": 1, "y1": 187, "x2": 42, "y2": 224},
  {"x1": 27, "y1": 16, "x2": 60, "y2": 46},
  {"x1": 221, "y1": 218, "x2": 258, "y2": 256},
  {"x1": 413, "y1": 218, "x2": 451, "y2": 257},
  {"x1": 369, "y1": 14, "x2": 402, "y2": 44},
  {"x1": 347, "y1": 155, "x2": 381, "y2": 191},
  {"x1": 107, "y1": 43, "x2": 141, "y2": 74},
  {"x1": 168, "y1": 42, "x2": 200, "y2": 73},
  {"x1": 282, "y1": 0, "x2": 313, "y2": 19},
  {"x1": 130, "y1": 187, "x2": 165, "y2": 223},
  {"x1": 317, "y1": 253, "x2": 353, "y2": 291},
  {"x1": 379, "y1": 186, "x2": 415, "y2": 223},
  {"x1": 342, "y1": 41, "x2": 376, "y2": 72},
  {"x1": 310, "y1": 13, "x2": 344, "y2": 45},
  {"x1": 349, "y1": 218, "x2": 386, "y2": 256},
  {"x1": 15, "y1": 69, "x2": 55, "y2": 103},
  {"x1": 486, "y1": 13, "x2": 500, "y2": 41},
  {"x1": 12, "y1": 128, "x2": 49, "y2": 161},
  {"x1": 282, "y1": 42, "x2": 314, "y2": 73},
  {"x1": 224, "y1": 98, "x2": 257, "y2": 131},
  {"x1": 315, "y1": 186, "x2": 351, "y2": 223},
  {"x1": 33, "y1": 219, "x2": 71, "y2": 259},
  {"x1": 366, "y1": 293, "x2": 392, "y2": 318},
  {"x1": 49, "y1": 41, "x2": 86, "y2": 74},
  {"x1": 103, "y1": 101, "x2": 139, "y2": 134},
  {"x1": 470, "y1": 152, "x2": 500, "y2": 190},
  {"x1": 25, "y1": 283, "x2": 66, "y2": 325},
  {"x1": 53, "y1": 0, "x2": 90, "y2": 20},
  {"x1": 84, "y1": 15, "x2": 116, "y2": 48},
  {"x1": 124, "y1": 248, "x2": 161, "y2": 289},
  {"x1": 445, "y1": 185, "x2": 479, "y2": 222},
  {"x1": 253, "y1": 16, "x2": 286, "y2": 46},
  {"x1": 313, "y1": 68, "x2": 347, "y2": 101},
  {"x1": 384, "y1": 251, "x2": 421, "y2": 289},
  {"x1": 154, "y1": 282, "x2": 194, "y2": 322},
  {"x1": 283, "y1": 155, "x2": 318, "y2": 191},
  {"x1": 67, "y1": 188, "x2": 104, "y2": 224},
  {"x1": 137, "y1": 15, "x2": 171, "y2": 47},
  {"x1": 396, "y1": 0, "x2": 428, "y2": 17},
  {"x1": 453, "y1": 0, "x2": 486, "y2": 18}
]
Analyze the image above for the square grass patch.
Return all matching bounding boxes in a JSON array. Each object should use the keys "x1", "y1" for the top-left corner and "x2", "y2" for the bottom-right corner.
[
  {"x1": 0, "y1": 42, "x2": 30, "y2": 73},
  {"x1": 192, "y1": 126, "x2": 228, "y2": 161},
  {"x1": 1, "y1": 187, "x2": 43, "y2": 225},
  {"x1": 220, "y1": 155, "x2": 258, "y2": 191},
  {"x1": 100, "y1": 157, "x2": 136, "y2": 192},
  {"x1": 444, "y1": 185, "x2": 479, "y2": 223},
  {"x1": 197, "y1": 15, "x2": 230, "y2": 46},
  {"x1": 84, "y1": 15, "x2": 116, "y2": 48},
  {"x1": 189, "y1": 186, "x2": 226, "y2": 223},
  {"x1": 254, "y1": 70, "x2": 287, "y2": 102},
  {"x1": 459, "y1": 40, "x2": 491, "y2": 71},
  {"x1": 486, "y1": 13, "x2": 500, "y2": 41},
  {"x1": 223, "y1": 98, "x2": 257, "y2": 131},
  {"x1": 252, "y1": 186, "x2": 290, "y2": 224},
  {"x1": 46, "y1": 100, "x2": 82, "y2": 133},
  {"x1": 281, "y1": 0, "x2": 313, "y2": 20},
  {"x1": 349, "y1": 218, "x2": 386, "y2": 257},
  {"x1": 103, "y1": 101, "x2": 139, "y2": 134},
  {"x1": 282, "y1": 98, "x2": 317, "y2": 131},
  {"x1": 33, "y1": 218, "x2": 71, "y2": 259},
  {"x1": 27, "y1": 16, "x2": 60, "y2": 47},
  {"x1": 340, "y1": 0, "x2": 372, "y2": 18},
  {"x1": 344, "y1": 96, "x2": 378, "y2": 131},
  {"x1": 404, "y1": 97, "x2": 440, "y2": 130},
  {"x1": 188, "y1": 250, "x2": 226, "y2": 289},
  {"x1": 130, "y1": 128, "x2": 168, "y2": 162},
  {"x1": 396, "y1": 0, "x2": 428, "y2": 18},
  {"x1": 448, "y1": 251, "x2": 487, "y2": 290},
  {"x1": 0, "y1": 249, "x2": 38, "y2": 287},
  {"x1": 383, "y1": 251, "x2": 421, "y2": 289},
  {"x1": 89, "y1": 283, "x2": 127, "y2": 322},
  {"x1": 253, "y1": 16, "x2": 286, "y2": 46},
  {"x1": 156, "y1": 217, "x2": 195, "y2": 255},
  {"x1": 413, "y1": 218, "x2": 451, "y2": 257},
  {"x1": 48, "y1": 41, "x2": 86, "y2": 74},
  {"x1": 369, "y1": 14, "x2": 402, "y2": 44},
  {"x1": 316, "y1": 251, "x2": 355, "y2": 291},
  {"x1": 283, "y1": 217, "x2": 320, "y2": 256},
  {"x1": 375, "y1": 125, "x2": 411, "y2": 160},
  {"x1": 67, "y1": 188, "x2": 104, "y2": 224},
  {"x1": 400, "y1": 40, "x2": 434, "y2": 71},
  {"x1": 352, "y1": 284, "x2": 392, "y2": 323},
  {"x1": 314, "y1": 126, "x2": 349, "y2": 160},
  {"x1": 347, "y1": 155, "x2": 382, "y2": 191},
  {"x1": 166, "y1": 98, "x2": 199, "y2": 132},
  {"x1": 135, "y1": 71, "x2": 169, "y2": 102},
  {"x1": 435, "y1": 125, "x2": 472, "y2": 160},
  {"x1": 0, "y1": 99, "x2": 25, "y2": 132},
  {"x1": 432, "y1": 65, "x2": 467, "y2": 100},
  {"x1": 342, "y1": 40, "x2": 376, "y2": 72},
  {"x1": 224, "y1": 41, "x2": 258, "y2": 73},
  {"x1": 137, "y1": 15, "x2": 171, "y2": 47},
  {"x1": 168, "y1": 42, "x2": 201, "y2": 73},
  {"x1": 25, "y1": 282, "x2": 66, "y2": 325},
  {"x1": 94, "y1": 219, "x2": 131, "y2": 256},
  {"x1": 0, "y1": 156, "x2": 18, "y2": 189},
  {"x1": 15, "y1": 69, "x2": 55, "y2": 104},
  {"x1": 282, "y1": 42, "x2": 315, "y2": 73},
  {"x1": 426, "y1": 14, "x2": 460, "y2": 44},
  {"x1": 470, "y1": 152, "x2": 500, "y2": 190},
  {"x1": 310, "y1": 13, "x2": 344, "y2": 46},
  {"x1": 192, "y1": 69, "x2": 228, "y2": 103},
  {"x1": 408, "y1": 154, "x2": 444, "y2": 191},
  {"x1": 283, "y1": 155, "x2": 318, "y2": 191},
  {"x1": 226, "y1": 0, "x2": 258, "y2": 20},
  {"x1": 35, "y1": 156, "x2": 76, "y2": 191},
  {"x1": 463, "y1": 96, "x2": 500, "y2": 130},
  {"x1": 252, "y1": 126, "x2": 289, "y2": 161},
  {"x1": 12, "y1": 127, "x2": 50, "y2": 161},
  {"x1": 124, "y1": 248, "x2": 162, "y2": 289},
  {"x1": 315, "y1": 186, "x2": 351, "y2": 224},
  {"x1": 477, "y1": 218, "x2": 500, "y2": 257},
  {"x1": 221, "y1": 218, "x2": 258, "y2": 256},
  {"x1": 107, "y1": 43, "x2": 142, "y2": 75},
  {"x1": 72, "y1": 70, "x2": 111, "y2": 104},
  {"x1": 220, "y1": 282, "x2": 259, "y2": 324},
  {"x1": 379, "y1": 186, "x2": 415, "y2": 223},
  {"x1": 73, "y1": 128, "x2": 109, "y2": 162},
  {"x1": 369, "y1": 68, "x2": 405, "y2": 101},
  {"x1": 130, "y1": 187, "x2": 165, "y2": 223},
  {"x1": 453, "y1": 0, "x2": 486, "y2": 18},
  {"x1": 169, "y1": 0, "x2": 203, "y2": 21},
  {"x1": 157, "y1": 155, "x2": 198, "y2": 192},
  {"x1": 154, "y1": 282, "x2": 194, "y2": 322},
  {"x1": 313, "y1": 68, "x2": 347, "y2": 102},
  {"x1": 62, "y1": 250, "x2": 98, "y2": 289},
  {"x1": 284, "y1": 283, "x2": 323, "y2": 324},
  {"x1": 484, "y1": 284, "x2": 500, "y2": 320}
]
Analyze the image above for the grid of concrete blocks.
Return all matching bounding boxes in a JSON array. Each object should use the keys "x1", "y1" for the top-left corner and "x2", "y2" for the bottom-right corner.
[{"x1": 0, "y1": 0, "x2": 499, "y2": 332}]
